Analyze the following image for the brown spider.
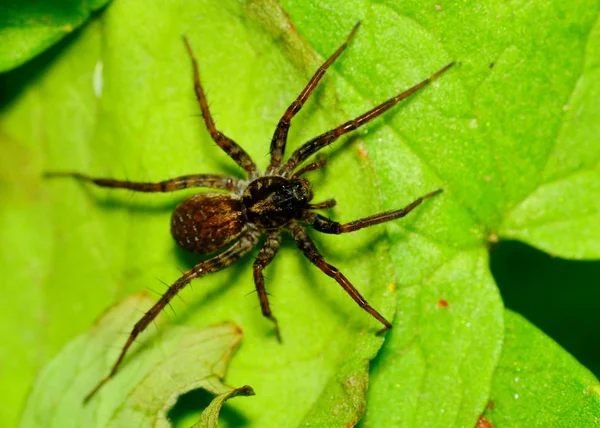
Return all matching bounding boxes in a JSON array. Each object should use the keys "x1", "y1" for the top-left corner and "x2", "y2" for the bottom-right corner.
[{"x1": 48, "y1": 23, "x2": 453, "y2": 402}]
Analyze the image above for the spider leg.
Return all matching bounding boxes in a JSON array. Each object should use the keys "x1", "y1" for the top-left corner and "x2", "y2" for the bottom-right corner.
[
  {"x1": 287, "y1": 222, "x2": 391, "y2": 333},
  {"x1": 306, "y1": 199, "x2": 337, "y2": 210},
  {"x1": 84, "y1": 232, "x2": 258, "y2": 403},
  {"x1": 293, "y1": 158, "x2": 327, "y2": 178},
  {"x1": 283, "y1": 62, "x2": 455, "y2": 175},
  {"x1": 45, "y1": 172, "x2": 240, "y2": 192},
  {"x1": 302, "y1": 189, "x2": 442, "y2": 234},
  {"x1": 182, "y1": 37, "x2": 258, "y2": 176},
  {"x1": 266, "y1": 22, "x2": 360, "y2": 175},
  {"x1": 252, "y1": 231, "x2": 282, "y2": 342}
]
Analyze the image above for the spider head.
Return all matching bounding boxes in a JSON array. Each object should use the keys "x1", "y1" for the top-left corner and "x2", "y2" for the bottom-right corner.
[{"x1": 242, "y1": 176, "x2": 313, "y2": 229}]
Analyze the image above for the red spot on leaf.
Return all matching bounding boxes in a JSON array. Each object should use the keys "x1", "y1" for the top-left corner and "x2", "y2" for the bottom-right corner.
[
  {"x1": 438, "y1": 299, "x2": 449, "y2": 308},
  {"x1": 475, "y1": 415, "x2": 493, "y2": 428}
]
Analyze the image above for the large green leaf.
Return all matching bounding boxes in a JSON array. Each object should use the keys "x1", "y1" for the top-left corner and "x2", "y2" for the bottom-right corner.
[{"x1": 280, "y1": 0, "x2": 600, "y2": 426}]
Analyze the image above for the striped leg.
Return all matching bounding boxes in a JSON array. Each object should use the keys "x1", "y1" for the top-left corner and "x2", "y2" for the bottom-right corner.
[
  {"x1": 301, "y1": 189, "x2": 442, "y2": 234},
  {"x1": 283, "y1": 62, "x2": 455, "y2": 175},
  {"x1": 266, "y1": 22, "x2": 360, "y2": 174},
  {"x1": 252, "y1": 231, "x2": 282, "y2": 341},
  {"x1": 183, "y1": 37, "x2": 258, "y2": 176},
  {"x1": 45, "y1": 172, "x2": 239, "y2": 192},
  {"x1": 288, "y1": 222, "x2": 391, "y2": 333},
  {"x1": 84, "y1": 232, "x2": 258, "y2": 403}
]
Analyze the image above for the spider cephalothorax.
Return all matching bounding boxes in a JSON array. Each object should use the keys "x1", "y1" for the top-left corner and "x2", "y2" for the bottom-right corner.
[
  {"x1": 48, "y1": 22, "x2": 453, "y2": 402},
  {"x1": 240, "y1": 176, "x2": 313, "y2": 228}
]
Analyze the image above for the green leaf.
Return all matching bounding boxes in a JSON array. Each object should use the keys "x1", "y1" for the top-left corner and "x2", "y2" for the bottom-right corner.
[
  {"x1": 1, "y1": 1, "x2": 395, "y2": 426},
  {"x1": 19, "y1": 293, "x2": 245, "y2": 427},
  {"x1": 485, "y1": 310, "x2": 600, "y2": 427},
  {"x1": 279, "y1": 1, "x2": 600, "y2": 426},
  {"x1": 361, "y1": 248, "x2": 502, "y2": 426},
  {"x1": 0, "y1": 0, "x2": 111, "y2": 73},
  {"x1": 499, "y1": 15, "x2": 600, "y2": 259},
  {"x1": 192, "y1": 386, "x2": 255, "y2": 428}
]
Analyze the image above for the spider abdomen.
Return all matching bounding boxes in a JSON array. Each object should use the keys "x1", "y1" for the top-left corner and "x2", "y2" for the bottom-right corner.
[{"x1": 171, "y1": 193, "x2": 245, "y2": 253}]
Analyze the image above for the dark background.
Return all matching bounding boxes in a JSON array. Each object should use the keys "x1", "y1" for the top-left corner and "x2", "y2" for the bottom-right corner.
[{"x1": 491, "y1": 240, "x2": 600, "y2": 376}]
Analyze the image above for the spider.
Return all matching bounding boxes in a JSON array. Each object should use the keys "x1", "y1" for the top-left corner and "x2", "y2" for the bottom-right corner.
[{"x1": 48, "y1": 22, "x2": 453, "y2": 402}]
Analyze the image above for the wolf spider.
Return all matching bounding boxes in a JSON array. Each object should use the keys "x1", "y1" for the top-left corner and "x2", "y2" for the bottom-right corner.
[{"x1": 49, "y1": 23, "x2": 453, "y2": 401}]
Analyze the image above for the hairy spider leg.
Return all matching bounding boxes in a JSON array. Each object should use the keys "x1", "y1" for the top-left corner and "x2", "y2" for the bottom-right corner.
[
  {"x1": 44, "y1": 172, "x2": 239, "y2": 192},
  {"x1": 183, "y1": 36, "x2": 258, "y2": 176},
  {"x1": 306, "y1": 199, "x2": 337, "y2": 210},
  {"x1": 293, "y1": 158, "x2": 327, "y2": 177},
  {"x1": 282, "y1": 62, "x2": 456, "y2": 176},
  {"x1": 84, "y1": 232, "x2": 259, "y2": 403},
  {"x1": 288, "y1": 222, "x2": 392, "y2": 333},
  {"x1": 252, "y1": 231, "x2": 282, "y2": 342},
  {"x1": 266, "y1": 22, "x2": 361, "y2": 175},
  {"x1": 302, "y1": 189, "x2": 443, "y2": 234}
]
